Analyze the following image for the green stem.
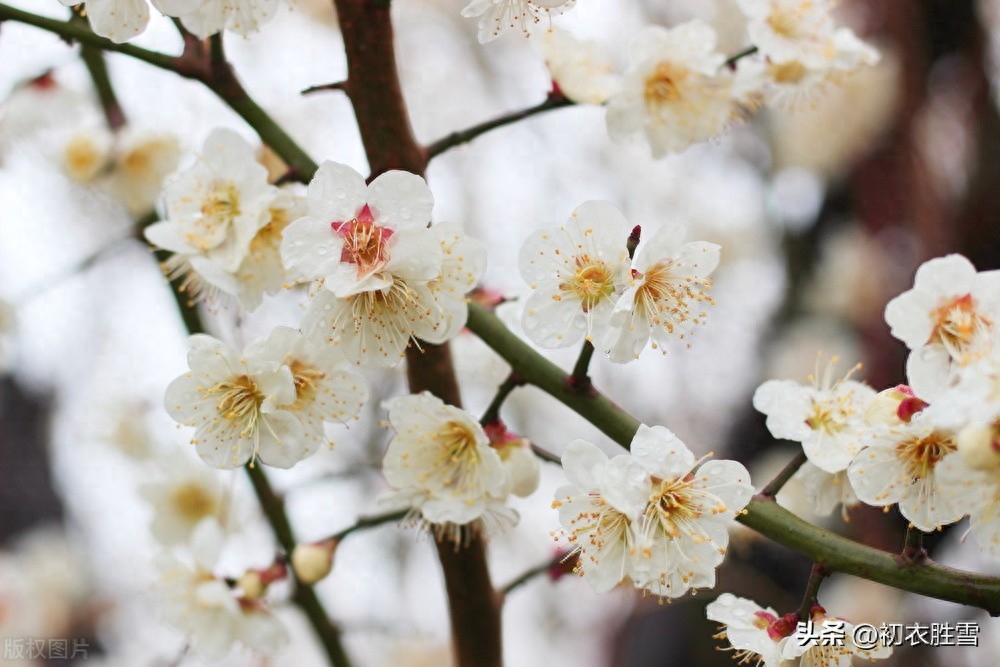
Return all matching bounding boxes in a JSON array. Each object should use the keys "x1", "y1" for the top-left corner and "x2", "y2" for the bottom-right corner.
[
  {"x1": 480, "y1": 372, "x2": 525, "y2": 425},
  {"x1": 425, "y1": 91, "x2": 574, "y2": 160},
  {"x1": 75, "y1": 15, "x2": 126, "y2": 130},
  {"x1": 759, "y1": 450, "x2": 807, "y2": 499},
  {"x1": 467, "y1": 302, "x2": 641, "y2": 447},
  {"x1": 902, "y1": 524, "x2": 928, "y2": 562},
  {"x1": 568, "y1": 341, "x2": 596, "y2": 393},
  {"x1": 245, "y1": 466, "x2": 353, "y2": 667},
  {"x1": 739, "y1": 498, "x2": 1000, "y2": 615},
  {"x1": 724, "y1": 45, "x2": 759, "y2": 69},
  {"x1": 0, "y1": 3, "x2": 176, "y2": 69}
]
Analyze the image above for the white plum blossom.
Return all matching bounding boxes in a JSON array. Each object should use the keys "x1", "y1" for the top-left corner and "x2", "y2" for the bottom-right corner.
[
  {"x1": 781, "y1": 612, "x2": 892, "y2": 666},
  {"x1": 731, "y1": 0, "x2": 880, "y2": 110},
  {"x1": 424, "y1": 221, "x2": 489, "y2": 342},
  {"x1": 788, "y1": 463, "x2": 860, "y2": 520},
  {"x1": 281, "y1": 161, "x2": 441, "y2": 298},
  {"x1": 519, "y1": 201, "x2": 631, "y2": 348},
  {"x1": 737, "y1": 0, "x2": 838, "y2": 67},
  {"x1": 302, "y1": 279, "x2": 445, "y2": 368},
  {"x1": 753, "y1": 359, "x2": 875, "y2": 473},
  {"x1": 145, "y1": 129, "x2": 283, "y2": 307},
  {"x1": 552, "y1": 439, "x2": 649, "y2": 593},
  {"x1": 59, "y1": 126, "x2": 113, "y2": 184},
  {"x1": 847, "y1": 413, "x2": 962, "y2": 531},
  {"x1": 139, "y1": 458, "x2": 224, "y2": 546},
  {"x1": 164, "y1": 334, "x2": 305, "y2": 469},
  {"x1": 602, "y1": 224, "x2": 720, "y2": 362},
  {"x1": 156, "y1": 519, "x2": 288, "y2": 659},
  {"x1": 245, "y1": 326, "x2": 369, "y2": 452},
  {"x1": 629, "y1": 425, "x2": 754, "y2": 597},
  {"x1": 884, "y1": 254, "x2": 1000, "y2": 401},
  {"x1": 462, "y1": 0, "x2": 575, "y2": 44},
  {"x1": 300, "y1": 220, "x2": 485, "y2": 368},
  {"x1": 59, "y1": 0, "x2": 203, "y2": 43},
  {"x1": 706, "y1": 593, "x2": 787, "y2": 667},
  {"x1": 540, "y1": 29, "x2": 622, "y2": 104},
  {"x1": 381, "y1": 393, "x2": 513, "y2": 529},
  {"x1": 553, "y1": 425, "x2": 753, "y2": 597},
  {"x1": 606, "y1": 22, "x2": 748, "y2": 157},
  {"x1": 936, "y1": 450, "x2": 1000, "y2": 555},
  {"x1": 178, "y1": 0, "x2": 281, "y2": 39},
  {"x1": 102, "y1": 129, "x2": 182, "y2": 216},
  {"x1": 193, "y1": 190, "x2": 306, "y2": 310}
]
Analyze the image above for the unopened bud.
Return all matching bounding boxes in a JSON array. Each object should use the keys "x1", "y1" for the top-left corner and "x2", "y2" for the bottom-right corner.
[
  {"x1": 864, "y1": 385, "x2": 927, "y2": 426},
  {"x1": 956, "y1": 424, "x2": 1000, "y2": 470},
  {"x1": 238, "y1": 560, "x2": 287, "y2": 600},
  {"x1": 238, "y1": 571, "x2": 264, "y2": 600},
  {"x1": 291, "y1": 540, "x2": 337, "y2": 585}
]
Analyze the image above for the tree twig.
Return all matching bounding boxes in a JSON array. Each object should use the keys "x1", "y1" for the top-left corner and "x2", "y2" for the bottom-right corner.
[{"x1": 425, "y1": 91, "x2": 574, "y2": 160}]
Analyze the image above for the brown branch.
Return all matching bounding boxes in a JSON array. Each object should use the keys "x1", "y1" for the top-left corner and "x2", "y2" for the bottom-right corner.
[
  {"x1": 329, "y1": 2, "x2": 501, "y2": 666},
  {"x1": 425, "y1": 91, "x2": 573, "y2": 161}
]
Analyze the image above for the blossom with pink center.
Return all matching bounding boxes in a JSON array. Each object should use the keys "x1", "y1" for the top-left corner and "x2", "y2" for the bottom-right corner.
[
  {"x1": 884, "y1": 254, "x2": 1000, "y2": 400},
  {"x1": 706, "y1": 593, "x2": 789, "y2": 667},
  {"x1": 281, "y1": 161, "x2": 442, "y2": 298}
]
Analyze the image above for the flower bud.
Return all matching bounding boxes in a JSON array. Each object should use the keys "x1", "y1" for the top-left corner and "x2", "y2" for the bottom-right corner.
[
  {"x1": 238, "y1": 571, "x2": 264, "y2": 600},
  {"x1": 484, "y1": 422, "x2": 541, "y2": 498},
  {"x1": 864, "y1": 385, "x2": 927, "y2": 426},
  {"x1": 291, "y1": 540, "x2": 337, "y2": 585},
  {"x1": 956, "y1": 423, "x2": 1000, "y2": 470},
  {"x1": 238, "y1": 561, "x2": 287, "y2": 600}
]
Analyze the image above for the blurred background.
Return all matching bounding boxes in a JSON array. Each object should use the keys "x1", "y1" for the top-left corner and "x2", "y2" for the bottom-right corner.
[{"x1": 0, "y1": 0, "x2": 998, "y2": 665}]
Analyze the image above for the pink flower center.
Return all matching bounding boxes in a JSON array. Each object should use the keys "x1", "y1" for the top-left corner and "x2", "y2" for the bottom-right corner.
[{"x1": 331, "y1": 205, "x2": 394, "y2": 278}]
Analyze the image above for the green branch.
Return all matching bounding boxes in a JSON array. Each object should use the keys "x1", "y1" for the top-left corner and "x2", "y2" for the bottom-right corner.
[
  {"x1": 245, "y1": 465, "x2": 353, "y2": 667},
  {"x1": 466, "y1": 302, "x2": 641, "y2": 446},
  {"x1": 740, "y1": 499, "x2": 1000, "y2": 615},
  {"x1": 0, "y1": 3, "x2": 176, "y2": 68}
]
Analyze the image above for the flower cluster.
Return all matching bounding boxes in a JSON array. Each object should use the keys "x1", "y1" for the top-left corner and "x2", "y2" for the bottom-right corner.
[
  {"x1": 755, "y1": 253, "x2": 1000, "y2": 555},
  {"x1": 734, "y1": 0, "x2": 881, "y2": 107},
  {"x1": 156, "y1": 519, "x2": 288, "y2": 659},
  {"x1": 520, "y1": 201, "x2": 720, "y2": 362},
  {"x1": 164, "y1": 330, "x2": 368, "y2": 469},
  {"x1": 380, "y1": 393, "x2": 536, "y2": 534},
  {"x1": 474, "y1": 8, "x2": 877, "y2": 157},
  {"x1": 145, "y1": 129, "x2": 300, "y2": 311},
  {"x1": 63, "y1": 0, "x2": 279, "y2": 43},
  {"x1": 552, "y1": 425, "x2": 753, "y2": 597},
  {"x1": 283, "y1": 161, "x2": 487, "y2": 368}
]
